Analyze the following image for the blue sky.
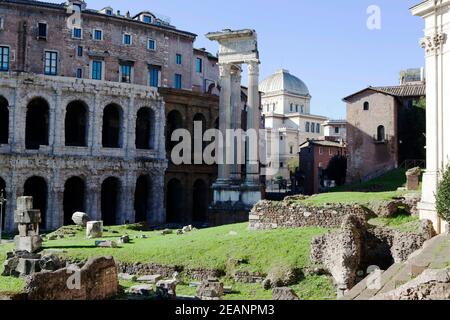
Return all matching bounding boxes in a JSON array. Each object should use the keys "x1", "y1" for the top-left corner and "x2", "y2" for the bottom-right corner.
[{"x1": 48, "y1": 0, "x2": 425, "y2": 119}]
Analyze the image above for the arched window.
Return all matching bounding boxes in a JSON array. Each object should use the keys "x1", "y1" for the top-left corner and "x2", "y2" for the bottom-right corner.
[
  {"x1": 134, "y1": 175, "x2": 152, "y2": 223},
  {"x1": 0, "y1": 96, "x2": 8, "y2": 144},
  {"x1": 166, "y1": 178, "x2": 183, "y2": 223},
  {"x1": 25, "y1": 98, "x2": 49, "y2": 150},
  {"x1": 63, "y1": 177, "x2": 85, "y2": 225},
  {"x1": 102, "y1": 104, "x2": 122, "y2": 148},
  {"x1": 166, "y1": 110, "x2": 183, "y2": 153},
  {"x1": 193, "y1": 179, "x2": 208, "y2": 222},
  {"x1": 101, "y1": 177, "x2": 120, "y2": 225},
  {"x1": 377, "y1": 125, "x2": 385, "y2": 142},
  {"x1": 364, "y1": 101, "x2": 370, "y2": 111},
  {"x1": 65, "y1": 101, "x2": 87, "y2": 147},
  {"x1": 24, "y1": 176, "x2": 48, "y2": 229},
  {"x1": 136, "y1": 107, "x2": 155, "y2": 150}
]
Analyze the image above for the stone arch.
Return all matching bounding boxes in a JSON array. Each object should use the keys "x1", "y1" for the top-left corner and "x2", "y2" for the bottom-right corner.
[
  {"x1": 65, "y1": 100, "x2": 88, "y2": 147},
  {"x1": 166, "y1": 110, "x2": 183, "y2": 152},
  {"x1": 25, "y1": 97, "x2": 49, "y2": 150},
  {"x1": 0, "y1": 177, "x2": 6, "y2": 231},
  {"x1": 192, "y1": 179, "x2": 208, "y2": 223},
  {"x1": 135, "y1": 107, "x2": 155, "y2": 150},
  {"x1": 134, "y1": 174, "x2": 152, "y2": 223},
  {"x1": 24, "y1": 176, "x2": 48, "y2": 229},
  {"x1": 102, "y1": 103, "x2": 123, "y2": 148},
  {"x1": 166, "y1": 178, "x2": 183, "y2": 223},
  {"x1": 63, "y1": 176, "x2": 86, "y2": 225},
  {"x1": 0, "y1": 96, "x2": 9, "y2": 144},
  {"x1": 101, "y1": 177, "x2": 121, "y2": 225}
]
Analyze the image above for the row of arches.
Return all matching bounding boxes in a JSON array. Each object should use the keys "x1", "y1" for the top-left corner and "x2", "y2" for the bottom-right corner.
[
  {"x1": 0, "y1": 96, "x2": 156, "y2": 150},
  {"x1": 166, "y1": 178, "x2": 209, "y2": 224},
  {"x1": 0, "y1": 174, "x2": 155, "y2": 230}
]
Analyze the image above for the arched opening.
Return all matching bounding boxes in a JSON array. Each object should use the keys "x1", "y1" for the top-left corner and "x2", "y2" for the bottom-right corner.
[
  {"x1": 135, "y1": 107, "x2": 155, "y2": 150},
  {"x1": 101, "y1": 177, "x2": 120, "y2": 225},
  {"x1": 193, "y1": 113, "x2": 207, "y2": 160},
  {"x1": 166, "y1": 110, "x2": 183, "y2": 153},
  {"x1": 65, "y1": 101, "x2": 87, "y2": 147},
  {"x1": 134, "y1": 175, "x2": 152, "y2": 223},
  {"x1": 24, "y1": 176, "x2": 47, "y2": 229},
  {"x1": 0, "y1": 96, "x2": 9, "y2": 144},
  {"x1": 25, "y1": 98, "x2": 49, "y2": 150},
  {"x1": 193, "y1": 179, "x2": 208, "y2": 223},
  {"x1": 377, "y1": 125, "x2": 385, "y2": 142},
  {"x1": 166, "y1": 178, "x2": 183, "y2": 223},
  {"x1": 364, "y1": 101, "x2": 370, "y2": 111},
  {"x1": 63, "y1": 177, "x2": 85, "y2": 225},
  {"x1": 0, "y1": 177, "x2": 6, "y2": 231},
  {"x1": 102, "y1": 104, "x2": 122, "y2": 148}
]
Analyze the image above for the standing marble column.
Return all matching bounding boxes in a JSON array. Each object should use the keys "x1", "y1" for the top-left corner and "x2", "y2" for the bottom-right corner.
[
  {"x1": 217, "y1": 63, "x2": 232, "y2": 183},
  {"x1": 245, "y1": 61, "x2": 261, "y2": 185},
  {"x1": 230, "y1": 65, "x2": 243, "y2": 182}
]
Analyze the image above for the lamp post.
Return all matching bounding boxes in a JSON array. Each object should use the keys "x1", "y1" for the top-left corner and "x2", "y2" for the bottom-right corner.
[{"x1": 0, "y1": 190, "x2": 5, "y2": 244}]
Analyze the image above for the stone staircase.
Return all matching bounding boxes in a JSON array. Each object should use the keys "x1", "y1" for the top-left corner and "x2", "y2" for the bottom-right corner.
[{"x1": 341, "y1": 234, "x2": 450, "y2": 300}]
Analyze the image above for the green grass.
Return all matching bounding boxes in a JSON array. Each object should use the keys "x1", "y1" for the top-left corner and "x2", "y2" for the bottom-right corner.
[
  {"x1": 39, "y1": 223, "x2": 329, "y2": 275},
  {"x1": 296, "y1": 168, "x2": 420, "y2": 207},
  {"x1": 119, "y1": 274, "x2": 336, "y2": 301},
  {"x1": 369, "y1": 213, "x2": 420, "y2": 233},
  {"x1": 0, "y1": 242, "x2": 25, "y2": 295}
]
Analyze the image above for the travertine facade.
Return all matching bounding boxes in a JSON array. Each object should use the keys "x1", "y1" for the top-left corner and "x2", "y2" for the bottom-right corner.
[{"x1": 0, "y1": 0, "x2": 220, "y2": 231}]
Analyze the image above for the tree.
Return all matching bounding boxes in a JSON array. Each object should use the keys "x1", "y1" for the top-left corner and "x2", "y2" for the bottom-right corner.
[
  {"x1": 436, "y1": 166, "x2": 450, "y2": 222},
  {"x1": 326, "y1": 155, "x2": 347, "y2": 186},
  {"x1": 288, "y1": 158, "x2": 299, "y2": 174}
]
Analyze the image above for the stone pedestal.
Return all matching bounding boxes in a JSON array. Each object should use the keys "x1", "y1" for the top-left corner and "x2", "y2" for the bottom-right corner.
[
  {"x1": 14, "y1": 235, "x2": 42, "y2": 253},
  {"x1": 406, "y1": 167, "x2": 421, "y2": 191}
]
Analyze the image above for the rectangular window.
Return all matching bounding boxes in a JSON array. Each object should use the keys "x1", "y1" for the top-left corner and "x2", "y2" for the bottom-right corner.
[
  {"x1": 76, "y1": 68, "x2": 82, "y2": 78},
  {"x1": 174, "y1": 73, "x2": 182, "y2": 89},
  {"x1": 92, "y1": 60, "x2": 102, "y2": 80},
  {"x1": 147, "y1": 39, "x2": 156, "y2": 50},
  {"x1": 0, "y1": 46, "x2": 9, "y2": 72},
  {"x1": 319, "y1": 147, "x2": 323, "y2": 155},
  {"x1": 334, "y1": 127, "x2": 340, "y2": 134},
  {"x1": 305, "y1": 122, "x2": 310, "y2": 133},
  {"x1": 176, "y1": 54, "x2": 182, "y2": 65},
  {"x1": 94, "y1": 29, "x2": 103, "y2": 41},
  {"x1": 38, "y1": 23, "x2": 47, "y2": 39},
  {"x1": 73, "y1": 28, "x2": 82, "y2": 39},
  {"x1": 329, "y1": 148, "x2": 333, "y2": 156},
  {"x1": 143, "y1": 15, "x2": 152, "y2": 23},
  {"x1": 0, "y1": 17, "x2": 4, "y2": 30},
  {"x1": 311, "y1": 122, "x2": 315, "y2": 133},
  {"x1": 290, "y1": 146, "x2": 293, "y2": 154},
  {"x1": 196, "y1": 57, "x2": 202, "y2": 73},
  {"x1": 149, "y1": 65, "x2": 161, "y2": 87},
  {"x1": 123, "y1": 34, "x2": 132, "y2": 45},
  {"x1": 77, "y1": 46, "x2": 83, "y2": 57},
  {"x1": 120, "y1": 64, "x2": 132, "y2": 83},
  {"x1": 44, "y1": 51, "x2": 57, "y2": 75},
  {"x1": 106, "y1": 9, "x2": 112, "y2": 15},
  {"x1": 316, "y1": 123, "x2": 320, "y2": 133}
]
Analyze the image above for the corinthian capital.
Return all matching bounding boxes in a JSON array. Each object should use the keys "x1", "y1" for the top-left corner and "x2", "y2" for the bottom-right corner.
[
  {"x1": 421, "y1": 32, "x2": 447, "y2": 55},
  {"x1": 218, "y1": 63, "x2": 232, "y2": 78},
  {"x1": 247, "y1": 60, "x2": 260, "y2": 76}
]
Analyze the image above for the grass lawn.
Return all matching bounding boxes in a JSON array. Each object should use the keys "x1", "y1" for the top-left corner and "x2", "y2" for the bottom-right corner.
[
  {"x1": 369, "y1": 214, "x2": 420, "y2": 233},
  {"x1": 296, "y1": 168, "x2": 420, "y2": 207},
  {"x1": 0, "y1": 223, "x2": 336, "y2": 299},
  {"x1": 0, "y1": 242, "x2": 25, "y2": 294}
]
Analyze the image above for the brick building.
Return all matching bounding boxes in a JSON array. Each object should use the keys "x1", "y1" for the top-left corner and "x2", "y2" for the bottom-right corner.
[
  {"x1": 299, "y1": 140, "x2": 346, "y2": 195},
  {"x1": 344, "y1": 81, "x2": 425, "y2": 184},
  {"x1": 0, "y1": 0, "x2": 220, "y2": 232}
]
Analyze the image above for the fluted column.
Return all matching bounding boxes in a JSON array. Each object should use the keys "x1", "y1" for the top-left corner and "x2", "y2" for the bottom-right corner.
[
  {"x1": 217, "y1": 63, "x2": 232, "y2": 183},
  {"x1": 245, "y1": 61, "x2": 261, "y2": 185},
  {"x1": 230, "y1": 65, "x2": 243, "y2": 182}
]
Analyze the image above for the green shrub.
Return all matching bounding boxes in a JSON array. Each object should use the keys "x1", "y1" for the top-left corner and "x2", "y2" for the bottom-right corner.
[{"x1": 436, "y1": 166, "x2": 450, "y2": 222}]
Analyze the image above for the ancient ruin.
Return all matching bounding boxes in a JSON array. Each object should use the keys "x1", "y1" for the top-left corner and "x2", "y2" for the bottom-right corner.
[
  {"x1": 206, "y1": 29, "x2": 262, "y2": 220},
  {"x1": 14, "y1": 197, "x2": 42, "y2": 253}
]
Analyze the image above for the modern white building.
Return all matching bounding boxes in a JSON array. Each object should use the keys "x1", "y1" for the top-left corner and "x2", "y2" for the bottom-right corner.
[
  {"x1": 323, "y1": 119, "x2": 347, "y2": 143},
  {"x1": 259, "y1": 69, "x2": 328, "y2": 180},
  {"x1": 411, "y1": 0, "x2": 450, "y2": 234}
]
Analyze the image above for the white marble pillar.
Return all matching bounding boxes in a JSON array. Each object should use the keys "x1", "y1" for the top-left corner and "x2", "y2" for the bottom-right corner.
[
  {"x1": 230, "y1": 65, "x2": 243, "y2": 182},
  {"x1": 245, "y1": 61, "x2": 261, "y2": 185},
  {"x1": 217, "y1": 63, "x2": 232, "y2": 183}
]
